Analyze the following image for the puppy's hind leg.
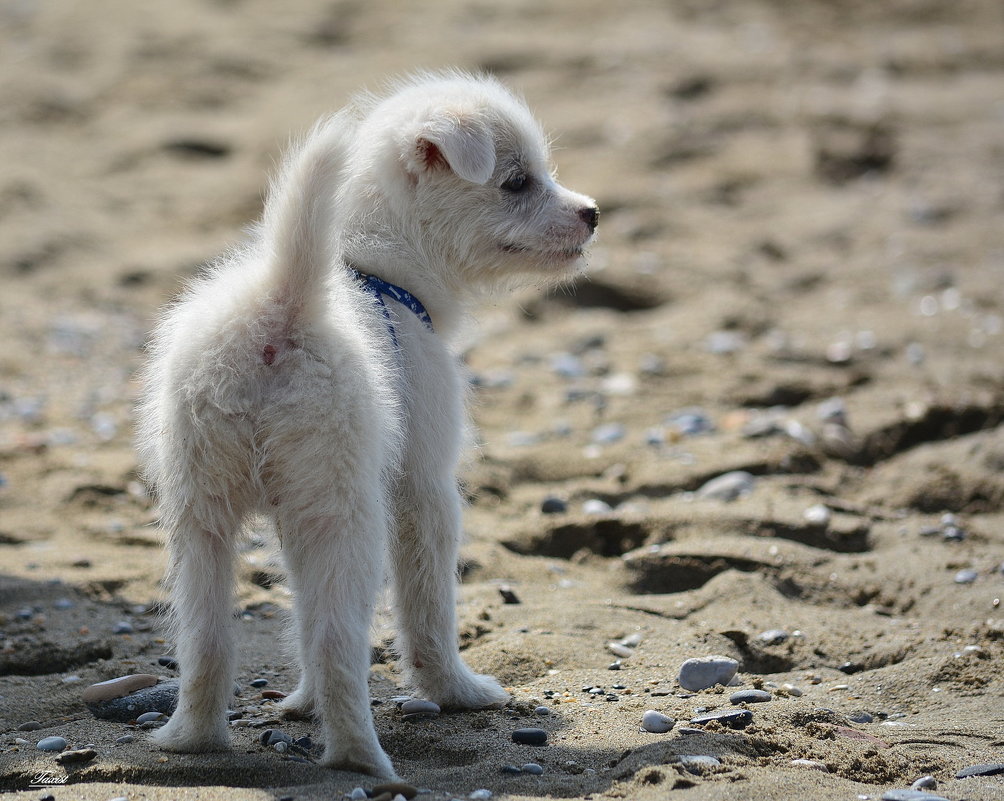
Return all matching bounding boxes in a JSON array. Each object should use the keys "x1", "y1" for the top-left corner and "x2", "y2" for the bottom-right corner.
[{"x1": 152, "y1": 513, "x2": 238, "y2": 753}]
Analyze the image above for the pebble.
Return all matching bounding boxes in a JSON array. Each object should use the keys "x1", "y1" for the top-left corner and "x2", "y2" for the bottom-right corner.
[
  {"x1": 113, "y1": 621, "x2": 134, "y2": 634},
  {"x1": 350, "y1": 788, "x2": 368, "y2": 800},
  {"x1": 498, "y1": 586, "x2": 521, "y2": 605},
  {"x1": 695, "y1": 471, "x2": 755, "y2": 501},
  {"x1": 260, "y1": 729, "x2": 293, "y2": 746},
  {"x1": 17, "y1": 721, "x2": 44, "y2": 731},
  {"x1": 705, "y1": 330, "x2": 745, "y2": 354},
  {"x1": 469, "y1": 790, "x2": 492, "y2": 801},
  {"x1": 607, "y1": 642, "x2": 633, "y2": 658},
  {"x1": 954, "y1": 568, "x2": 978, "y2": 584},
  {"x1": 582, "y1": 498, "x2": 613, "y2": 515},
  {"x1": 689, "y1": 709, "x2": 753, "y2": 729},
  {"x1": 36, "y1": 736, "x2": 67, "y2": 752},
  {"x1": 86, "y1": 678, "x2": 179, "y2": 722},
  {"x1": 136, "y1": 711, "x2": 168, "y2": 724},
  {"x1": 677, "y1": 655, "x2": 739, "y2": 691},
  {"x1": 672, "y1": 755, "x2": 721, "y2": 774},
  {"x1": 641, "y1": 710, "x2": 675, "y2": 733},
  {"x1": 803, "y1": 504, "x2": 831, "y2": 526},
  {"x1": 757, "y1": 629, "x2": 789, "y2": 645},
  {"x1": 55, "y1": 748, "x2": 97, "y2": 765},
  {"x1": 400, "y1": 699, "x2": 440, "y2": 717},
  {"x1": 910, "y1": 776, "x2": 937, "y2": 790},
  {"x1": 511, "y1": 727, "x2": 548, "y2": 746},
  {"x1": 82, "y1": 674, "x2": 160, "y2": 704},
  {"x1": 250, "y1": 678, "x2": 269, "y2": 688},
  {"x1": 881, "y1": 791, "x2": 949, "y2": 801},
  {"x1": 729, "y1": 689, "x2": 772, "y2": 704},
  {"x1": 592, "y1": 423, "x2": 626, "y2": 444},
  {"x1": 521, "y1": 763, "x2": 544, "y2": 775},
  {"x1": 273, "y1": 741, "x2": 289, "y2": 754},
  {"x1": 540, "y1": 496, "x2": 567, "y2": 515},
  {"x1": 115, "y1": 735, "x2": 135, "y2": 744},
  {"x1": 781, "y1": 683, "x2": 803, "y2": 697},
  {"x1": 534, "y1": 705, "x2": 550, "y2": 716},
  {"x1": 848, "y1": 710, "x2": 874, "y2": 724},
  {"x1": 157, "y1": 656, "x2": 179, "y2": 670},
  {"x1": 955, "y1": 763, "x2": 1004, "y2": 778}
]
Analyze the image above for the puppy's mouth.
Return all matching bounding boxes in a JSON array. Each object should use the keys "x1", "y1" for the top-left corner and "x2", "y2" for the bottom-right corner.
[{"x1": 500, "y1": 242, "x2": 585, "y2": 261}]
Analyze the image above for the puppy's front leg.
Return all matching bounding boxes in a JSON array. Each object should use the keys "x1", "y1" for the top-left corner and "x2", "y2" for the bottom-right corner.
[{"x1": 393, "y1": 474, "x2": 510, "y2": 709}]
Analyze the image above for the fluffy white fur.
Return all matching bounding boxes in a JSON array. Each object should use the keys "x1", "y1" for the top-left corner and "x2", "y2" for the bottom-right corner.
[{"x1": 136, "y1": 71, "x2": 598, "y2": 778}]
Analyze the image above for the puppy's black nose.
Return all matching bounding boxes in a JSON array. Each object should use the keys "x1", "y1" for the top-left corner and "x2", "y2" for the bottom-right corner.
[{"x1": 578, "y1": 205, "x2": 599, "y2": 232}]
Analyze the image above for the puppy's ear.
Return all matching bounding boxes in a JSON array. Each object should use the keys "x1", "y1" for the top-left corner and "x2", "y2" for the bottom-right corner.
[{"x1": 412, "y1": 113, "x2": 495, "y2": 185}]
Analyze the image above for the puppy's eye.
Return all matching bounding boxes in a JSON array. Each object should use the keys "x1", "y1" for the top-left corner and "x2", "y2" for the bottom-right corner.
[{"x1": 501, "y1": 174, "x2": 529, "y2": 193}]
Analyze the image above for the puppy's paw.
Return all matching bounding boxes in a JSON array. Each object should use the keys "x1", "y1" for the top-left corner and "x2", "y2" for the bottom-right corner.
[
  {"x1": 321, "y1": 745, "x2": 397, "y2": 779},
  {"x1": 151, "y1": 714, "x2": 230, "y2": 753},
  {"x1": 423, "y1": 670, "x2": 510, "y2": 711},
  {"x1": 279, "y1": 687, "x2": 315, "y2": 720}
]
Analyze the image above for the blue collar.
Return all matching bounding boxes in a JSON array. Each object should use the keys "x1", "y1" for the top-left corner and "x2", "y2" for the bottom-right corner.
[{"x1": 350, "y1": 269, "x2": 435, "y2": 348}]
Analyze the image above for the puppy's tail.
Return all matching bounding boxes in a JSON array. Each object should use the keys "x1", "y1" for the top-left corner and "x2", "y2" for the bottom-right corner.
[{"x1": 259, "y1": 113, "x2": 350, "y2": 323}]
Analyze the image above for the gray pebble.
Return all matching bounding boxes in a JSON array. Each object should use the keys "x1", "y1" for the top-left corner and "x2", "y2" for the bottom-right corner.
[
  {"x1": 790, "y1": 759, "x2": 829, "y2": 772},
  {"x1": 511, "y1": 727, "x2": 547, "y2": 746},
  {"x1": 135, "y1": 711, "x2": 167, "y2": 725},
  {"x1": 910, "y1": 776, "x2": 937, "y2": 790},
  {"x1": 592, "y1": 423, "x2": 626, "y2": 444},
  {"x1": 469, "y1": 790, "x2": 492, "y2": 801},
  {"x1": 36, "y1": 736, "x2": 67, "y2": 752},
  {"x1": 349, "y1": 788, "x2": 368, "y2": 801},
  {"x1": 400, "y1": 698, "x2": 440, "y2": 716},
  {"x1": 53, "y1": 598, "x2": 75, "y2": 610},
  {"x1": 848, "y1": 710, "x2": 874, "y2": 724},
  {"x1": 17, "y1": 721, "x2": 44, "y2": 731},
  {"x1": 677, "y1": 655, "x2": 739, "y2": 691},
  {"x1": 86, "y1": 678, "x2": 178, "y2": 722},
  {"x1": 641, "y1": 710, "x2": 675, "y2": 733},
  {"x1": 540, "y1": 496, "x2": 567, "y2": 515},
  {"x1": 757, "y1": 629, "x2": 789, "y2": 645},
  {"x1": 273, "y1": 741, "x2": 289, "y2": 754},
  {"x1": 55, "y1": 747, "x2": 97, "y2": 766},
  {"x1": 955, "y1": 763, "x2": 1004, "y2": 778},
  {"x1": 666, "y1": 408, "x2": 714, "y2": 436},
  {"x1": 729, "y1": 689, "x2": 771, "y2": 704},
  {"x1": 954, "y1": 568, "x2": 978, "y2": 584},
  {"x1": 672, "y1": 755, "x2": 721, "y2": 774},
  {"x1": 250, "y1": 678, "x2": 269, "y2": 688},
  {"x1": 705, "y1": 330, "x2": 745, "y2": 354},
  {"x1": 534, "y1": 706, "x2": 550, "y2": 716},
  {"x1": 500, "y1": 765, "x2": 522, "y2": 775},
  {"x1": 607, "y1": 642, "x2": 633, "y2": 658},
  {"x1": 881, "y1": 791, "x2": 949, "y2": 801},
  {"x1": 689, "y1": 709, "x2": 753, "y2": 729},
  {"x1": 521, "y1": 763, "x2": 544, "y2": 775},
  {"x1": 157, "y1": 656, "x2": 179, "y2": 670},
  {"x1": 113, "y1": 621, "x2": 134, "y2": 634},
  {"x1": 115, "y1": 735, "x2": 135, "y2": 744},
  {"x1": 582, "y1": 498, "x2": 613, "y2": 515},
  {"x1": 261, "y1": 729, "x2": 293, "y2": 746},
  {"x1": 695, "y1": 471, "x2": 755, "y2": 502}
]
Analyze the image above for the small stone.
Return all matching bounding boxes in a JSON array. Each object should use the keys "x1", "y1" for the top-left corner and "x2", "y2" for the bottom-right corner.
[
  {"x1": 250, "y1": 678, "x2": 269, "y2": 688},
  {"x1": 620, "y1": 632, "x2": 643, "y2": 648},
  {"x1": 729, "y1": 689, "x2": 772, "y2": 704},
  {"x1": 400, "y1": 699, "x2": 440, "y2": 717},
  {"x1": 469, "y1": 790, "x2": 492, "y2": 801},
  {"x1": 499, "y1": 586, "x2": 521, "y2": 605},
  {"x1": 36, "y1": 736, "x2": 67, "y2": 752},
  {"x1": 677, "y1": 655, "x2": 739, "y2": 691},
  {"x1": 521, "y1": 763, "x2": 544, "y2": 775},
  {"x1": 689, "y1": 709, "x2": 753, "y2": 729},
  {"x1": 641, "y1": 710, "x2": 675, "y2": 733},
  {"x1": 910, "y1": 776, "x2": 937, "y2": 790},
  {"x1": 607, "y1": 642, "x2": 633, "y2": 658},
  {"x1": 955, "y1": 763, "x2": 1004, "y2": 778},
  {"x1": 273, "y1": 741, "x2": 288, "y2": 753},
  {"x1": 349, "y1": 788, "x2": 368, "y2": 800},
  {"x1": 954, "y1": 568, "x2": 978, "y2": 584},
  {"x1": 157, "y1": 656, "x2": 179, "y2": 670},
  {"x1": 672, "y1": 755, "x2": 721, "y2": 774},
  {"x1": 372, "y1": 782, "x2": 418, "y2": 799},
  {"x1": 17, "y1": 721, "x2": 44, "y2": 731},
  {"x1": 848, "y1": 710, "x2": 874, "y2": 724},
  {"x1": 53, "y1": 598, "x2": 75, "y2": 610},
  {"x1": 881, "y1": 791, "x2": 949, "y2": 801},
  {"x1": 592, "y1": 423, "x2": 626, "y2": 444},
  {"x1": 113, "y1": 621, "x2": 134, "y2": 634},
  {"x1": 115, "y1": 735, "x2": 135, "y2": 744},
  {"x1": 261, "y1": 689, "x2": 287, "y2": 700},
  {"x1": 781, "y1": 683, "x2": 803, "y2": 697},
  {"x1": 86, "y1": 678, "x2": 178, "y2": 722},
  {"x1": 135, "y1": 711, "x2": 167, "y2": 724},
  {"x1": 541, "y1": 496, "x2": 567, "y2": 515},
  {"x1": 695, "y1": 471, "x2": 755, "y2": 502},
  {"x1": 791, "y1": 759, "x2": 829, "y2": 772},
  {"x1": 261, "y1": 729, "x2": 293, "y2": 747},
  {"x1": 82, "y1": 674, "x2": 160, "y2": 704},
  {"x1": 582, "y1": 498, "x2": 613, "y2": 515},
  {"x1": 500, "y1": 765, "x2": 522, "y2": 775},
  {"x1": 803, "y1": 504, "x2": 831, "y2": 526},
  {"x1": 758, "y1": 629, "x2": 790, "y2": 645},
  {"x1": 512, "y1": 727, "x2": 548, "y2": 746},
  {"x1": 534, "y1": 706, "x2": 550, "y2": 716},
  {"x1": 55, "y1": 748, "x2": 97, "y2": 765}
]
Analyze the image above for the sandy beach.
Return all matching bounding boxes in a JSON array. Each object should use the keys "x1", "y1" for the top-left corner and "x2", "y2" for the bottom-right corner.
[{"x1": 2, "y1": 1, "x2": 1003, "y2": 799}]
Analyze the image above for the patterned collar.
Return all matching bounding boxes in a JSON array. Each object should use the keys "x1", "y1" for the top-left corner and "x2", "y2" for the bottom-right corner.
[{"x1": 350, "y1": 269, "x2": 435, "y2": 348}]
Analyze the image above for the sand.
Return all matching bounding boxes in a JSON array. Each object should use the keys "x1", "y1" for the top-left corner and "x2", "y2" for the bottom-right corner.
[{"x1": 2, "y1": 1, "x2": 1004, "y2": 799}]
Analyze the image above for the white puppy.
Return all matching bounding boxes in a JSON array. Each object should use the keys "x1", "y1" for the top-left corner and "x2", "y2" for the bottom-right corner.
[{"x1": 136, "y1": 71, "x2": 598, "y2": 778}]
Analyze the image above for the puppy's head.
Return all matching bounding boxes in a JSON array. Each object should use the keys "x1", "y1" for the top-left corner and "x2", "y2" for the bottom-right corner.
[{"x1": 357, "y1": 73, "x2": 598, "y2": 287}]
